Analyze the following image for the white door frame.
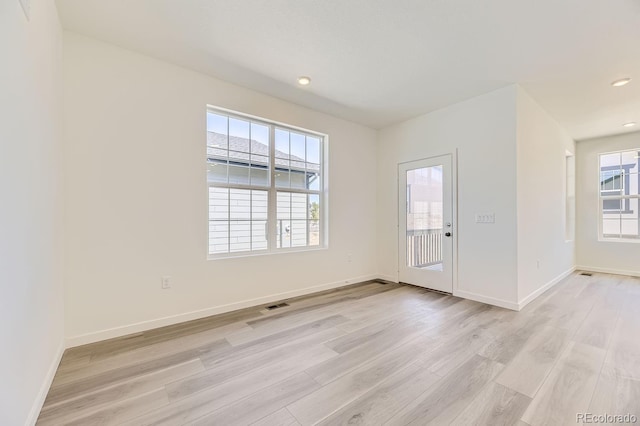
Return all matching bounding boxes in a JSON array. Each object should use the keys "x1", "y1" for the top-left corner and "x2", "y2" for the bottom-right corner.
[{"x1": 397, "y1": 151, "x2": 458, "y2": 293}]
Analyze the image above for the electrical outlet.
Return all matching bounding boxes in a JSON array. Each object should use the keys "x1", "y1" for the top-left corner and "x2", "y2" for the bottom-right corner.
[
  {"x1": 347, "y1": 253, "x2": 352, "y2": 263},
  {"x1": 536, "y1": 260, "x2": 540, "y2": 269},
  {"x1": 161, "y1": 276, "x2": 171, "y2": 289}
]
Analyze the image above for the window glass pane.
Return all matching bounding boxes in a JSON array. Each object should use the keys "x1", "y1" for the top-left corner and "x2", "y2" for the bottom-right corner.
[
  {"x1": 209, "y1": 221, "x2": 229, "y2": 254},
  {"x1": 209, "y1": 187, "x2": 229, "y2": 220},
  {"x1": 627, "y1": 197, "x2": 639, "y2": 216},
  {"x1": 290, "y1": 169, "x2": 306, "y2": 189},
  {"x1": 207, "y1": 112, "x2": 227, "y2": 133},
  {"x1": 209, "y1": 147, "x2": 228, "y2": 158},
  {"x1": 228, "y1": 150, "x2": 250, "y2": 165},
  {"x1": 208, "y1": 131, "x2": 228, "y2": 151},
  {"x1": 622, "y1": 196, "x2": 639, "y2": 238},
  {"x1": 291, "y1": 159, "x2": 306, "y2": 170},
  {"x1": 208, "y1": 187, "x2": 229, "y2": 254},
  {"x1": 627, "y1": 173, "x2": 639, "y2": 196},
  {"x1": 306, "y1": 136, "x2": 320, "y2": 164},
  {"x1": 277, "y1": 220, "x2": 291, "y2": 248},
  {"x1": 603, "y1": 199, "x2": 621, "y2": 211},
  {"x1": 277, "y1": 192, "x2": 291, "y2": 248},
  {"x1": 291, "y1": 193, "x2": 307, "y2": 219},
  {"x1": 228, "y1": 164, "x2": 250, "y2": 185},
  {"x1": 290, "y1": 132, "x2": 306, "y2": 161},
  {"x1": 306, "y1": 171, "x2": 320, "y2": 191},
  {"x1": 230, "y1": 221, "x2": 251, "y2": 252},
  {"x1": 622, "y1": 150, "x2": 639, "y2": 174},
  {"x1": 291, "y1": 220, "x2": 307, "y2": 247},
  {"x1": 277, "y1": 192, "x2": 290, "y2": 220},
  {"x1": 275, "y1": 129, "x2": 289, "y2": 158},
  {"x1": 602, "y1": 198, "x2": 621, "y2": 238},
  {"x1": 275, "y1": 167, "x2": 290, "y2": 188},
  {"x1": 308, "y1": 194, "x2": 319, "y2": 220},
  {"x1": 229, "y1": 118, "x2": 250, "y2": 152},
  {"x1": 250, "y1": 155, "x2": 269, "y2": 186},
  {"x1": 251, "y1": 123, "x2": 269, "y2": 152},
  {"x1": 251, "y1": 221, "x2": 268, "y2": 250},
  {"x1": 600, "y1": 170, "x2": 622, "y2": 192},
  {"x1": 207, "y1": 114, "x2": 229, "y2": 184},
  {"x1": 252, "y1": 190, "x2": 268, "y2": 220},
  {"x1": 229, "y1": 189, "x2": 251, "y2": 220},
  {"x1": 309, "y1": 194, "x2": 320, "y2": 246},
  {"x1": 207, "y1": 161, "x2": 228, "y2": 184}
]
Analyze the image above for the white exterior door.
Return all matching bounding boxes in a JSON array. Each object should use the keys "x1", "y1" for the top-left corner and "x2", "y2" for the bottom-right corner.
[{"x1": 399, "y1": 155, "x2": 454, "y2": 293}]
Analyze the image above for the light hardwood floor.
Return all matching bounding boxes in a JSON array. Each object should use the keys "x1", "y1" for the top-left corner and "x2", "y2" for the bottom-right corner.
[{"x1": 37, "y1": 272, "x2": 640, "y2": 425}]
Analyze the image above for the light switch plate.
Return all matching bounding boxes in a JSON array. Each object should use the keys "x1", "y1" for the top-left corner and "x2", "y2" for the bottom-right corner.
[{"x1": 19, "y1": 0, "x2": 30, "y2": 20}]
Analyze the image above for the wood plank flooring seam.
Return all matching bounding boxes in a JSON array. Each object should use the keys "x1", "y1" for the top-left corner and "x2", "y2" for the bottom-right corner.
[
  {"x1": 40, "y1": 358, "x2": 205, "y2": 413},
  {"x1": 585, "y1": 313, "x2": 622, "y2": 412}
]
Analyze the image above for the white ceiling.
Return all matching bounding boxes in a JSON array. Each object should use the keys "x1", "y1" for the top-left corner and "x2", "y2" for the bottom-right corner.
[{"x1": 56, "y1": 0, "x2": 640, "y2": 140}]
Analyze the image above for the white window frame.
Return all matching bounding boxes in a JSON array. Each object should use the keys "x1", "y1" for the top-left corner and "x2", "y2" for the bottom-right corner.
[
  {"x1": 207, "y1": 105, "x2": 328, "y2": 259},
  {"x1": 598, "y1": 148, "x2": 640, "y2": 243}
]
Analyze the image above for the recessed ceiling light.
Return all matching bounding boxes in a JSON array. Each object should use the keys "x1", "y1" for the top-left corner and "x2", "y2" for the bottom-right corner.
[
  {"x1": 297, "y1": 76, "x2": 311, "y2": 86},
  {"x1": 623, "y1": 122, "x2": 637, "y2": 127},
  {"x1": 611, "y1": 78, "x2": 632, "y2": 87}
]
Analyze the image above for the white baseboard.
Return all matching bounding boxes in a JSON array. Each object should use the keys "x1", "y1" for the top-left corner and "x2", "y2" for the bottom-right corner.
[
  {"x1": 575, "y1": 265, "x2": 640, "y2": 278},
  {"x1": 517, "y1": 266, "x2": 576, "y2": 311},
  {"x1": 452, "y1": 289, "x2": 520, "y2": 311},
  {"x1": 65, "y1": 274, "x2": 379, "y2": 348},
  {"x1": 26, "y1": 341, "x2": 64, "y2": 426},
  {"x1": 377, "y1": 273, "x2": 399, "y2": 283}
]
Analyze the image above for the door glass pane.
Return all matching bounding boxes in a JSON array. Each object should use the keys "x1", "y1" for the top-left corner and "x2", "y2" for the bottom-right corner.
[{"x1": 406, "y1": 166, "x2": 443, "y2": 271}]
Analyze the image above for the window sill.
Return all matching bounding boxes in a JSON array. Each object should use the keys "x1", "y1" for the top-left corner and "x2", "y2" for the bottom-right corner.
[
  {"x1": 207, "y1": 245, "x2": 328, "y2": 261},
  {"x1": 597, "y1": 238, "x2": 640, "y2": 244}
]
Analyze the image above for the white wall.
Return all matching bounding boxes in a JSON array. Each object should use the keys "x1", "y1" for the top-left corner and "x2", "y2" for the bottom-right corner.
[
  {"x1": 516, "y1": 88, "x2": 576, "y2": 305},
  {"x1": 63, "y1": 32, "x2": 378, "y2": 345},
  {"x1": 576, "y1": 131, "x2": 640, "y2": 276},
  {"x1": 377, "y1": 86, "x2": 520, "y2": 308},
  {"x1": 0, "y1": 0, "x2": 65, "y2": 425}
]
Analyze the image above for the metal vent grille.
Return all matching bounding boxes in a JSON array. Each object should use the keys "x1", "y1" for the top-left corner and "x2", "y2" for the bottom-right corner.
[
  {"x1": 266, "y1": 302, "x2": 289, "y2": 310},
  {"x1": 580, "y1": 272, "x2": 593, "y2": 276}
]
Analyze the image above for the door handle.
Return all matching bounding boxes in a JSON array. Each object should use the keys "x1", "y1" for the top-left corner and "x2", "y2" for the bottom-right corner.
[{"x1": 445, "y1": 232, "x2": 452, "y2": 237}]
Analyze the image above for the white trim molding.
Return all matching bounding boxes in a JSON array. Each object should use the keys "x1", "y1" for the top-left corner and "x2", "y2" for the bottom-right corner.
[
  {"x1": 26, "y1": 342, "x2": 64, "y2": 426},
  {"x1": 377, "y1": 274, "x2": 399, "y2": 283},
  {"x1": 65, "y1": 274, "x2": 378, "y2": 348},
  {"x1": 575, "y1": 265, "x2": 640, "y2": 278},
  {"x1": 453, "y1": 289, "x2": 519, "y2": 311},
  {"x1": 517, "y1": 267, "x2": 576, "y2": 311}
]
